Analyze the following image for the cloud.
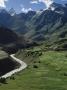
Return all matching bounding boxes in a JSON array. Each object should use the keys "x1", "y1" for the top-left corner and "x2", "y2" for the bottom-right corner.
[
  {"x1": 21, "y1": 4, "x2": 33, "y2": 13},
  {"x1": 21, "y1": 8, "x2": 33, "y2": 13},
  {"x1": 39, "y1": 0, "x2": 53, "y2": 8},
  {"x1": 0, "y1": 0, "x2": 8, "y2": 8},
  {"x1": 31, "y1": 0, "x2": 54, "y2": 8},
  {"x1": 30, "y1": 1, "x2": 38, "y2": 4}
]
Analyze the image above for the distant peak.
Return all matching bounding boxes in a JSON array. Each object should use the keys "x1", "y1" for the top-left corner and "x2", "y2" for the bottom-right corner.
[
  {"x1": 9, "y1": 8, "x2": 16, "y2": 16},
  {"x1": 47, "y1": 2, "x2": 66, "y2": 11},
  {"x1": 0, "y1": 9, "x2": 7, "y2": 13}
]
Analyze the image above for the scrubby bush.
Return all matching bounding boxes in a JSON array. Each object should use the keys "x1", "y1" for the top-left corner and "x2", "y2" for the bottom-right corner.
[
  {"x1": 33, "y1": 65, "x2": 38, "y2": 68},
  {"x1": 64, "y1": 72, "x2": 67, "y2": 76},
  {"x1": 0, "y1": 77, "x2": 7, "y2": 84},
  {"x1": 65, "y1": 55, "x2": 67, "y2": 57},
  {"x1": 34, "y1": 61, "x2": 36, "y2": 63},
  {"x1": 10, "y1": 76, "x2": 15, "y2": 80},
  {"x1": 38, "y1": 61, "x2": 41, "y2": 63}
]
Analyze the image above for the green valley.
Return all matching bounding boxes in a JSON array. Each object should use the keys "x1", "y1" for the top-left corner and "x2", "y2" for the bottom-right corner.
[{"x1": 0, "y1": 48, "x2": 67, "y2": 90}]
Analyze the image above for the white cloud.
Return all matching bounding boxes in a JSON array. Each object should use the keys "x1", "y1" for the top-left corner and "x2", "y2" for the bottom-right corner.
[
  {"x1": 0, "y1": 0, "x2": 8, "y2": 8},
  {"x1": 30, "y1": 1, "x2": 38, "y2": 4},
  {"x1": 31, "y1": 0, "x2": 54, "y2": 8},
  {"x1": 21, "y1": 8, "x2": 33, "y2": 13},
  {"x1": 39, "y1": 0, "x2": 53, "y2": 8}
]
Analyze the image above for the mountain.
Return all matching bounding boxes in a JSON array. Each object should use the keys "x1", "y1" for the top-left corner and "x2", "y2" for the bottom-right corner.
[
  {"x1": 24, "y1": 3, "x2": 67, "y2": 39},
  {"x1": 0, "y1": 27, "x2": 28, "y2": 53},
  {"x1": 0, "y1": 27, "x2": 18, "y2": 44},
  {"x1": 0, "y1": 2, "x2": 67, "y2": 50},
  {"x1": 9, "y1": 8, "x2": 16, "y2": 16},
  {"x1": 0, "y1": 27, "x2": 36, "y2": 53}
]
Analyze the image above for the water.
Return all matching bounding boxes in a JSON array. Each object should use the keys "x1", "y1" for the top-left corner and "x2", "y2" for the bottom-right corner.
[{"x1": 0, "y1": 58, "x2": 19, "y2": 76}]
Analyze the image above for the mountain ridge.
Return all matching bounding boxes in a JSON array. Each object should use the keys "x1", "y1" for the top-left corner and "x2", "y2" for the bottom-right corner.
[{"x1": 0, "y1": 2, "x2": 67, "y2": 50}]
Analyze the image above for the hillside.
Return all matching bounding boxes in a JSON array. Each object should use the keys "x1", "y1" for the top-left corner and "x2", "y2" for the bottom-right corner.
[
  {"x1": 0, "y1": 27, "x2": 18, "y2": 44},
  {"x1": 0, "y1": 3, "x2": 66, "y2": 50},
  {"x1": 0, "y1": 48, "x2": 67, "y2": 90},
  {"x1": 0, "y1": 27, "x2": 26, "y2": 53},
  {"x1": 21, "y1": 3, "x2": 67, "y2": 50},
  {"x1": 0, "y1": 2, "x2": 67, "y2": 90}
]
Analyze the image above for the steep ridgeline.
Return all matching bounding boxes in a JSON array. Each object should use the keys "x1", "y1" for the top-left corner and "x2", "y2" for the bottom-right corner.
[
  {"x1": 25, "y1": 3, "x2": 67, "y2": 41},
  {"x1": 0, "y1": 2, "x2": 67, "y2": 50},
  {"x1": 0, "y1": 9, "x2": 36, "y2": 35}
]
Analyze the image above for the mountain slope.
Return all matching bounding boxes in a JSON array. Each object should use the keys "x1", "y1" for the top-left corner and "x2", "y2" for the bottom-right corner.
[
  {"x1": 0, "y1": 27, "x2": 18, "y2": 44},
  {"x1": 0, "y1": 3, "x2": 67, "y2": 50},
  {"x1": 0, "y1": 27, "x2": 26, "y2": 53}
]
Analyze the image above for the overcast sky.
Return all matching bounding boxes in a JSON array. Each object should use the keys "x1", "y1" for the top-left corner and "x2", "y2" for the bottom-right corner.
[{"x1": 0, "y1": 0, "x2": 67, "y2": 13}]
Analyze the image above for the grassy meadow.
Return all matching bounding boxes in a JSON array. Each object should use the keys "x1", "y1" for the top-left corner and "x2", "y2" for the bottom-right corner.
[{"x1": 0, "y1": 48, "x2": 67, "y2": 90}]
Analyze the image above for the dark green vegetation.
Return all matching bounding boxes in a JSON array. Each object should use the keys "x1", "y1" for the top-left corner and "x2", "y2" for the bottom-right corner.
[
  {"x1": 0, "y1": 73, "x2": 15, "y2": 84},
  {"x1": 0, "y1": 78, "x2": 7, "y2": 84},
  {"x1": 0, "y1": 48, "x2": 67, "y2": 90}
]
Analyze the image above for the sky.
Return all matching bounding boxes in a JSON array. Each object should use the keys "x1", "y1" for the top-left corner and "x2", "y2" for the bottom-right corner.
[{"x1": 0, "y1": 0, "x2": 67, "y2": 13}]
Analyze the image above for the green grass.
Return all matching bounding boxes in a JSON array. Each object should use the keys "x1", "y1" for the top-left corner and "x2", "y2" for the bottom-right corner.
[{"x1": 0, "y1": 50, "x2": 67, "y2": 90}]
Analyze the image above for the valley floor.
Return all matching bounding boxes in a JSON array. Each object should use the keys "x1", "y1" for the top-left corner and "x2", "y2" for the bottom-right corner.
[{"x1": 0, "y1": 48, "x2": 67, "y2": 90}]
